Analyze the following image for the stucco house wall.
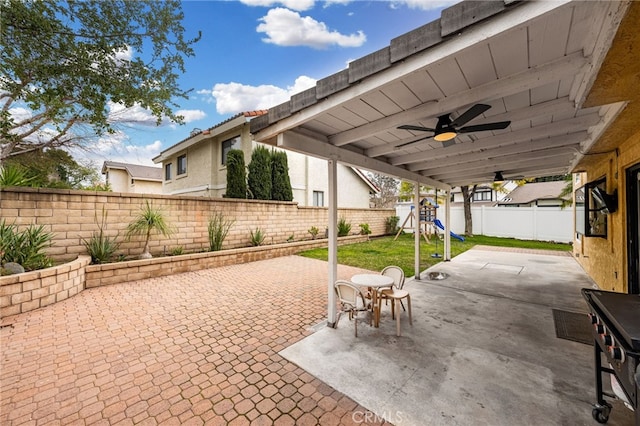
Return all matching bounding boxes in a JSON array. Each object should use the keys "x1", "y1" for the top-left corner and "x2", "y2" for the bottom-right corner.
[
  {"x1": 571, "y1": 3, "x2": 640, "y2": 294},
  {"x1": 153, "y1": 113, "x2": 376, "y2": 207},
  {"x1": 102, "y1": 162, "x2": 163, "y2": 194}
]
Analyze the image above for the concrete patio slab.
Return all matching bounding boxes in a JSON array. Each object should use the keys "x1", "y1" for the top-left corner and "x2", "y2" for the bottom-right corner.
[{"x1": 280, "y1": 247, "x2": 635, "y2": 425}]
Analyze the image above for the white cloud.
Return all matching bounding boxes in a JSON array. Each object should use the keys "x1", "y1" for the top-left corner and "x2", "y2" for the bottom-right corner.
[
  {"x1": 240, "y1": 0, "x2": 315, "y2": 12},
  {"x1": 393, "y1": 0, "x2": 458, "y2": 11},
  {"x1": 107, "y1": 102, "x2": 205, "y2": 125},
  {"x1": 201, "y1": 75, "x2": 317, "y2": 115},
  {"x1": 257, "y1": 8, "x2": 366, "y2": 49},
  {"x1": 8, "y1": 107, "x2": 32, "y2": 124},
  {"x1": 175, "y1": 109, "x2": 207, "y2": 123},
  {"x1": 108, "y1": 102, "x2": 158, "y2": 125},
  {"x1": 75, "y1": 130, "x2": 162, "y2": 167},
  {"x1": 114, "y1": 45, "x2": 133, "y2": 64}
]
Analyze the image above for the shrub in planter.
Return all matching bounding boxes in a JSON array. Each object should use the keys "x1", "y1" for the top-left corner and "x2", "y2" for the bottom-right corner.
[
  {"x1": 0, "y1": 219, "x2": 53, "y2": 271},
  {"x1": 308, "y1": 226, "x2": 319, "y2": 240},
  {"x1": 337, "y1": 216, "x2": 351, "y2": 237},
  {"x1": 249, "y1": 228, "x2": 266, "y2": 246},
  {"x1": 82, "y1": 207, "x2": 120, "y2": 264},
  {"x1": 359, "y1": 223, "x2": 372, "y2": 236},
  {"x1": 208, "y1": 212, "x2": 234, "y2": 251},
  {"x1": 385, "y1": 215, "x2": 400, "y2": 235}
]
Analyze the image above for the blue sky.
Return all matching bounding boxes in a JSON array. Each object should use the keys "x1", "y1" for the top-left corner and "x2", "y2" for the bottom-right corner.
[{"x1": 84, "y1": 0, "x2": 456, "y2": 167}]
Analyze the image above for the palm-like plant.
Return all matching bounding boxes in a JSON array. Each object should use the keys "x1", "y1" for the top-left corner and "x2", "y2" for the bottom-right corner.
[{"x1": 126, "y1": 200, "x2": 174, "y2": 259}]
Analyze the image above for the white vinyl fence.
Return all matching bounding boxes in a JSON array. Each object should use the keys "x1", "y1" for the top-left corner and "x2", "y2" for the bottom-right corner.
[{"x1": 395, "y1": 203, "x2": 573, "y2": 243}]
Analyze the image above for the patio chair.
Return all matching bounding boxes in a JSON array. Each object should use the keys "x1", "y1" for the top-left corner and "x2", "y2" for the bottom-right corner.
[
  {"x1": 379, "y1": 265, "x2": 406, "y2": 311},
  {"x1": 334, "y1": 280, "x2": 373, "y2": 337},
  {"x1": 378, "y1": 268, "x2": 412, "y2": 336}
]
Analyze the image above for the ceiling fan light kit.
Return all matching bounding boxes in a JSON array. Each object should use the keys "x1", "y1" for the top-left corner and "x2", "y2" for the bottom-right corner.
[
  {"x1": 494, "y1": 171, "x2": 505, "y2": 183},
  {"x1": 433, "y1": 131, "x2": 457, "y2": 142},
  {"x1": 397, "y1": 103, "x2": 511, "y2": 148}
]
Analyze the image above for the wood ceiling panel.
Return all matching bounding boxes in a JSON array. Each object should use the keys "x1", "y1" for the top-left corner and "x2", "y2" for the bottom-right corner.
[
  {"x1": 503, "y1": 92, "x2": 530, "y2": 111},
  {"x1": 325, "y1": 106, "x2": 369, "y2": 128},
  {"x1": 528, "y1": 7, "x2": 572, "y2": 67},
  {"x1": 456, "y1": 44, "x2": 497, "y2": 88},
  {"x1": 341, "y1": 98, "x2": 385, "y2": 122},
  {"x1": 531, "y1": 81, "x2": 560, "y2": 104},
  {"x1": 401, "y1": 70, "x2": 443, "y2": 103},
  {"x1": 427, "y1": 57, "x2": 468, "y2": 97},
  {"x1": 489, "y1": 26, "x2": 529, "y2": 78},
  {"x1": 359, "y1": 91, "x2": 403, "y2": 116},
  {"x1": 380, "y1": 80, "x2": 421, "y2": 110},
  {"x1": 567, "y1": 2, "x2": 608, "y2": 56}
]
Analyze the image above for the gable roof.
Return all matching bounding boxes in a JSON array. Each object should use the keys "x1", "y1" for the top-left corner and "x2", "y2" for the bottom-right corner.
[
  {"x1": 249, "y1": 0, "x2": 634, "y2": 190},
  {"x1": 101, "y1": 161, "x2": 163, "y2": 181},
  {"x1": 153, "y1": 111, "x2": 267, "y2": 164},
  {"x1": 351, "y1": 167, "x2": 380, "y2": 194},
  {"x1": 499, "y1": 181, "x2": 569, "y2": 205}
]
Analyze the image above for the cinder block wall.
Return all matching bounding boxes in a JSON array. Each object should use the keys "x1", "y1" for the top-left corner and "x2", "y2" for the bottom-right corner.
[{"x1": 1, "y1": 188, "x2": 394, "y2": 262}]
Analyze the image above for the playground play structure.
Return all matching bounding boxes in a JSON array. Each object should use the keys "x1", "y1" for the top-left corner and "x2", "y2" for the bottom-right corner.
[{"x1": 395, "y1": 200, "x2": 465, "y2": 243}]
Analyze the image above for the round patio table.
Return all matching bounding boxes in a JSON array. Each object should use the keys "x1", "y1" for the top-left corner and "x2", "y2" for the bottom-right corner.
[{"x1": 351, "y1": 274, "x2": 394, "y2": 327}]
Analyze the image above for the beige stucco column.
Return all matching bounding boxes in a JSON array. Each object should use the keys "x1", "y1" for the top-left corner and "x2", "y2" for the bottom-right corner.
[{"x1": 327, "y1": 157, "x2": 338, "y2": 326}]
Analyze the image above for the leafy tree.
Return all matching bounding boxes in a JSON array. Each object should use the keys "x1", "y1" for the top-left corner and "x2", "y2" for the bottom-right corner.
[
  {"x1": 271, "y1": 150, "x2": 293, "y2": 201},
  {"x1": 5, "y1": 149, "x2": 100, "y2": 189},
  {"x1": 1, "y1": 0, "x2": 200, "y2": 161},
  {"x1": 368, "y1": 173, "x2": 398, "y2": 208},
  {"x1": 225, "y1": 149, "x2": 247, "y2": 199},
  {"x1": 247, "y1": 145, "x2": 272, "y2": 200}
]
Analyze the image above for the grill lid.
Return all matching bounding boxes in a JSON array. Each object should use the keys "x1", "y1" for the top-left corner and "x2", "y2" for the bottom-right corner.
[{"x1": 583, "y1": 289, "x2": 640, "y2": 351}]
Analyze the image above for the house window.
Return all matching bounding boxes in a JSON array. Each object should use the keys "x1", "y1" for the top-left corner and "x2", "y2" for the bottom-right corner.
[
  {"x1": 165, "y1": 163, "x2": 172, "y2": 181},
  {"x1": 313, "y1": 191, "x2": 324, "y2": 207},
  {"x1": 177, "y1": 154, "x2": 187, "y2": 175},
  {"x1": 582, "y1": 178, "x2": 612, "y2": 238},
  {"x1": 222, "y1": 136, "x2": 241, "y2": 165},
  {"x1": 473, "y1": 190, "x2": 492, "y2": 201}
]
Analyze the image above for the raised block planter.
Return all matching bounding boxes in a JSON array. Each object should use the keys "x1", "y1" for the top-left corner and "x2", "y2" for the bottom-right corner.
[{"x1": 0, "y1": 255, "x2": 91, "y2": 318}]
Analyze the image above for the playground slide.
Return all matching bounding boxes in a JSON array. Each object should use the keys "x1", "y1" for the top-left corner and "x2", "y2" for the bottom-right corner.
[{"x1": 433, "y1": 219, "x2": 465, "y2": 242}]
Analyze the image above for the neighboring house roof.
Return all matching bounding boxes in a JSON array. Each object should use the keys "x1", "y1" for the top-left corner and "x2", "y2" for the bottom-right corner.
[
  {"x1": 101, "y1": 161, "x2": 163, "y2": 182},
  {"x1": 351, "y1": 168, "x2": 380, "y2": 194},
  {"x1": 498, "y1": 181, "x2": 569, "y2": 205},
  {"x1": 153, "y1": 110, "x2": 268, "y2": 164}
]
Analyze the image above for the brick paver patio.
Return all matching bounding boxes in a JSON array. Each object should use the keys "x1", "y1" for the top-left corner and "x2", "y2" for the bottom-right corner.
[{"x1": 1, "y1": 256, "x2": 387, "y2": 425}]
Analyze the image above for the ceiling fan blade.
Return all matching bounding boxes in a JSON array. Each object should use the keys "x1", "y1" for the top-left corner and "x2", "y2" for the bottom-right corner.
[
  {"x1": 395, "y1": 134, "x2": 434, "y2": 148},
  {"x1": 450, "y1": 104, "x2": 491, "y2": 127},
  {"x1": 397, "y1": 124, "x2": 436, "y2": 132},
  {"x1": 457, "y1": 121, "x2": 511, "y2": 133}
]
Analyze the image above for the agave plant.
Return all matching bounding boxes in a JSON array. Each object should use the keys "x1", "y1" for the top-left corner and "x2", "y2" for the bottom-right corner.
[
  {"x1": 81, "y1": 207, "x2": 120, "y2": 264},
  {"x1": 125, "y1": 200, "x2": 174, "y2": 259},
  {"x1": 0, "y1": 164, "x2": 35, "y2": 188}
]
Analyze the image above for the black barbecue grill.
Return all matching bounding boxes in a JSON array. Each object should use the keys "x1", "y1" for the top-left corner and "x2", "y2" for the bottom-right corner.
[{"x1": 582, "y1": 288, "x2": 640, "y2": 425}]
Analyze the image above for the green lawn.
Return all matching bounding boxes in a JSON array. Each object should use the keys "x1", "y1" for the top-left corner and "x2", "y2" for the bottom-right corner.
[{"x1": 298, "y1": 233, "x2": 571, "y2": 277}]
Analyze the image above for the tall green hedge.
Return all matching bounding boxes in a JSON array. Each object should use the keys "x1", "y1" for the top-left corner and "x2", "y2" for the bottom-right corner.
[
  {"x1": 271, "y1": 150, "x2": 293, "y2": 201},
  {"x1": 225, "y1": 149, "x2": 247, "y2": 199},
  {"x1": 248, "y1": 145, "x2": 272, "y2": 200}
]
